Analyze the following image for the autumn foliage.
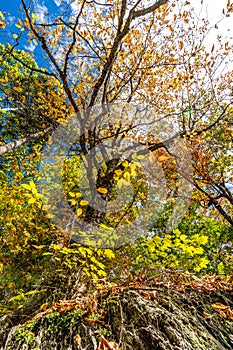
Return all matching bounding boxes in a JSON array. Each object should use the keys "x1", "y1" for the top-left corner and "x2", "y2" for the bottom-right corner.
[{"x1": 0, "y1": 0, "x2": 232, "y2": 318}]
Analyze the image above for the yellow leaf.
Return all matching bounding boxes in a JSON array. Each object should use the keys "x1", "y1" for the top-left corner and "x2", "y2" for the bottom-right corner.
[
  {"x1": 80, "y1": 200, "x2": 88, "y2": 206},
  {"x1": 122, "y1": 160, "x2": 128, "y2": 167},
  {"x1": 69, "y1": 199, "x2": 77, "y2": 206},
  {"x1": 42, "y1": 205, "x2": 51, "y2": 210},
  {"x1": 22, "y1": 183, "x2": 32, "y2": 190},
  {"x1": 130, "y1": 162, "x2": 136, "y2": 170},
  {"x1": 32, "y1": 245, "x2": 46, "y2": 249},
  {"x1": 97, "y1": 187, "x2": 108, "y2": 194},
  {"x1": 51, "y1": 243, "x2": 61, "y2": 250},
  {"x1": 69, "y1": 192, "x2": 76, "y2": 197},
  {"x1": 173, "y1": 228, "x2": 181, "y2": 236},
  {"x1": 32, "y1": 187, "x2": 37, "y2": 195},
  {"x1": 13, "y1": 34, "x2": 18, "y2": 40},
  {"x1": 123, "y1": 171, "x2": 131, "y2": 181},
  {"x1": 77, "y1": 208, "x2": 83, "y2": 216},
  {"x1": 212, "y1": 302, "x2": 228, "y2": 310},
  {"x1": 46, "y1": 213, "x2": 55, "y2": 219},
  {"x1": 32, "y1": 13, "x2": 39, "y2": 20},
  {"x1": 40, "y1": 302, "x2": 49, "y2": 311},
  {"x1": 117, "y1": 178, "x2": 130, "y2": 188},
  {"x1": 29, "y1": 181, "x2": 36, "y2": 189},
  {"x1": 134, "y1": 161, "x2": 142, "y2": 167},
  {"x1": 28, "y1": 197, "x2": 36, "y2": 205},
  {"x1": 99, "y1": 224, "x2": 114, "y2": 231},
  {"x1": 114, "y1": 169, "x2": 122, "y2": 176},
  {"x1": 198, "y1": 236, "x2": 208, "y2": 244},
  {"x1": 104, "y1": 249, "x2": 115, "y2": 259}
]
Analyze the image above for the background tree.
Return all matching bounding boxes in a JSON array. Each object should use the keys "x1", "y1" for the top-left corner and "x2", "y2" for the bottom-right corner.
[{"x1": 0, "y1": 43, "x2": 72, "y2": 155}]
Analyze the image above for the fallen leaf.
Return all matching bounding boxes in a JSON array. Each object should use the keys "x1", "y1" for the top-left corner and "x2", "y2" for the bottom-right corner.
[
  {"x1": 97, "y1": 336, "x2": 118, "y2": 350},
  {"x1": 74, "y1": 334, "x2": 81, "y2": 346}
]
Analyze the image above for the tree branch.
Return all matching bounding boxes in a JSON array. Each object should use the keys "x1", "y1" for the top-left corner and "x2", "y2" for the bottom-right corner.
[
  {"x1": 133, "y1": 0, "x2": 169, "y2": 19},
  {"x1": 0, "y1": 127, "x2": 52, "y2": 156}
]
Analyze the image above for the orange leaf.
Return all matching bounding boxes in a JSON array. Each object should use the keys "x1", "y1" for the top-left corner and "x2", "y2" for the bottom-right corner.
[
  {"x1": 212, "y1": 302, "x2": 229, "y2": 310},
  {"x1": 74, "y1": 334, "x2": 81, "y2": 346},
  {"x1": 97, "y1": 187, "x2": 108, "y2": 194},
  {"x1": 158, "y1": 155, "x2": 170, "y2": 162},
  {"x1": 97, "y1": 336, "x2": 118, "y2": 350},
  {"x1": 13, "y1": 86, "x2": 23, "y2": 92}
]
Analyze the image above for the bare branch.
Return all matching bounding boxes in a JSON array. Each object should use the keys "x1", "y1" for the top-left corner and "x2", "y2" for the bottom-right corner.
[
  {"x1": 133, "y1": 0, "x2": 169, "y2": 19},
  {"x1": 63, "y1": 0, "x2": 87, "y2": 77}
]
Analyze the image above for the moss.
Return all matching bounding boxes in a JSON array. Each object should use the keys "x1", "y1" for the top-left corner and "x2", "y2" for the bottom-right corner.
[
  {"x1": 44, "y1": 309, "x2": 83, "y2": 333},
  {"x1": 11, "y1": 308, "x2": 83, "y2": 348}
]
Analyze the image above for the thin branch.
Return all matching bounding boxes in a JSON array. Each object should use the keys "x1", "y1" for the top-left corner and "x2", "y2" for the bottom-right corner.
[
  {"x1": 63, "y1": 0, "x2": 86, "y2": 77},
  {"x1": 7, "y1": 49, "x2": 57, "y2": 78},
  {"x1": 133, "y1": 0, "x2": 169, "y2": 19}
]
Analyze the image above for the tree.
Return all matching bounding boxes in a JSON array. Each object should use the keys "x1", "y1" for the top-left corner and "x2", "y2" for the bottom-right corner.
[
  {"x1": 187, "y1": 117, "x2": 233, "y2": 226},
  {"x1": 0, "y1": 0, "x2": 233, "y2": 319},
  {"x1": 0, "y1": 43, "x2": 71, "y2": 155},
  {"x1": 15, "y1": 0, "x2": 233, "y2": 243}
]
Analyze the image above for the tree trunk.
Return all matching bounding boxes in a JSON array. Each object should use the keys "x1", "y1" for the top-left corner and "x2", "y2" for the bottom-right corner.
[{"x1": 1, "y1": 284, "x2": 233, "y2": 350}]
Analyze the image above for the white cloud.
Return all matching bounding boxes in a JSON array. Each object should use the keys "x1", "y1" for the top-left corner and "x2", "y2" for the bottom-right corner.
[
  {"x1": 53, "y1": 0, "x2": 79, "y2": 15},
  {"x1": 54, "y1": 0, "x2": 62, "y2": 6},
  {"x1": 70, "y1": 1, "x2": 80, "y2": 16},
  {"x1": 35, "y1": 3, "x2": 48, "y2": 23},
  {"x1": 7, "y1": 16, "x2": 16, "y2": 24},
  {"x1": 24, "y1": 42, "x2": 37, "y2": 53}
]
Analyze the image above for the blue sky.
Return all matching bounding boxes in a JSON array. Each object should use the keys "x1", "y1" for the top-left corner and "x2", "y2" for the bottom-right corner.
[
  {"x1": 0, "y1": 1, "x2": 64, "y2": 68},
  {"x1": 0, "y1": 0, "x2": 22, "y2": 38},
  {"x1": 0, "y1": 0, "x2": 22, "y2": 15},
  {"x1": 0, "y1": 0, "x2": 58, "y2": 18},
  {"x1": 0, "y1": 1, "x2": 79, "y2": 50}
]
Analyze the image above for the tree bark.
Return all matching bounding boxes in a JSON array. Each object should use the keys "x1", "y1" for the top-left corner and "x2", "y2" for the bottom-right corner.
[
  {"x1": 1, "y1": 283, "x2": 233, "y2": 350},
  {"x1": 0, "y1": 127, "x2": 51, "y2": 156}
]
